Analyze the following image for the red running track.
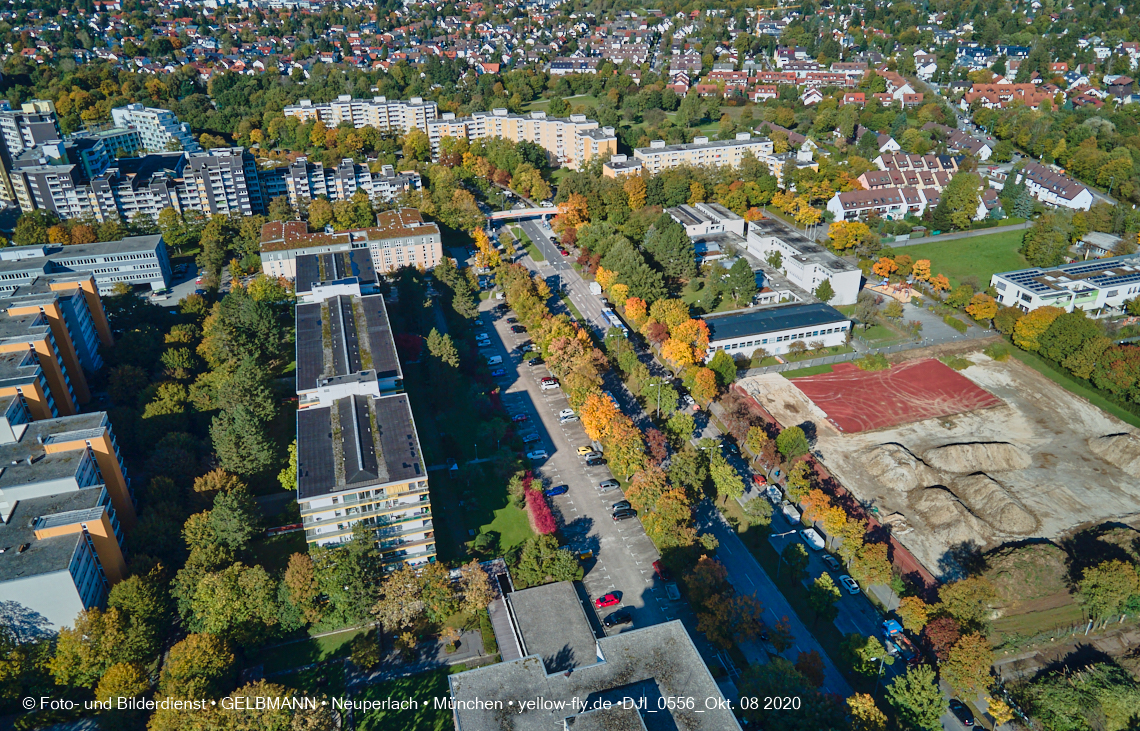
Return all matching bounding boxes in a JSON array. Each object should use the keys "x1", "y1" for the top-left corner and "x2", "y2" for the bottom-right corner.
[{"x1": 789, "y1": 358, "x2": 1002, "y2": 433}]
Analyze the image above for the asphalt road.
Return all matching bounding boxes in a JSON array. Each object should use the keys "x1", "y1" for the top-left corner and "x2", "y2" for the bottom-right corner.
[{"x1": 516, "y1": 217, "x2": 612, "y2": 334}]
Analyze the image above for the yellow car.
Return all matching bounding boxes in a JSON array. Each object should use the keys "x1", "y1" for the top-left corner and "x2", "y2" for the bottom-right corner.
[{"x1": 577, "y1": 446, "x2": 594, "y2": 455}]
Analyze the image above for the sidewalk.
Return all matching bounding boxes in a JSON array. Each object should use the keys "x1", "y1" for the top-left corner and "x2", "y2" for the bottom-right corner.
[
  {"x1": 890, "y1": 220, "x2": 1030, "y2": 247},
  {"x1": 347, "y1": 628, "x2": 488, "y2": 687}
]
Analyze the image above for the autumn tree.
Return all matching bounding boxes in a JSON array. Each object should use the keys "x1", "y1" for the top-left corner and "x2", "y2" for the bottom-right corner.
[
  {"x1": 872, "y1": 257, "x2": 899, "y2": 278},
  {"x1": 966, "y1": 292, "x2": 999, "y2": 322},
  {"x1": 1077, "y1": 559, "x2": 1140, "y2": 619},
  {"x1": 1012, "y1": 305, "x2": 1064, "y2": 352},
  {"x1": 912, "y1": 259, "x2": 931, "y2": 281},
  {"x1": 896, "y1": 596, "x2": 930, "y2": 632},
  {"x1": 923, "y1": 616, "x2": 962, "y2": 661},
  {"x1": 938, "y1": 576, "x2": 997, "y2": 631},
  {"x1": 828, "y1": 220, "x2": 873, "y2": 252},
  {"x1": 848, "y1": 693, "x2": 888, "y2": 731},
  {"x1": 795, "y1": 650, "x2": 826, "y2": 688},
  {"x1": 709, "y1": 449, "x2": 745, "y2": 505},
  {"x1": 886, "y1": 664, "x2": 947, "y2": 731},
  {"x1": 942, "y1": 633, "x2": 994, "y2": 697}
]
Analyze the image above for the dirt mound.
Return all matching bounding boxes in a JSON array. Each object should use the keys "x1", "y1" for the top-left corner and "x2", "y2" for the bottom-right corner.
[
  {"x1": 923, "y1": 442, "x2": 1032, "y2": 473},
  {"x1": 862, "y1": 444, "x2": 941, "y2": 491},
  {"x1": 909, "y1": 486, "x2": 994, "y2": 547},
  {"x1": 983, "y1": 543, "x2": 1070, "y2": 607},
  {"x1": 951, "y1": 473, "x2": 1038, "y2": 534},
  {"x1": 1088, "y1": 433, "x2": 1140, "y2": 477}
]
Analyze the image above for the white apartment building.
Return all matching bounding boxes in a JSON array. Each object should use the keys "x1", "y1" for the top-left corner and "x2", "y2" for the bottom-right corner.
[
  {"x1": 991, "y1": 254, "x2": 1140, "y2": 316},
  {"x1": 745, "y1": 218, "x2": 863, "y2": 306},
  {"x1": 426, "y1": 109, "x2": 617, "y2": 171},
  {"x1": 282, "y1": 95, "x2": 438, "y2": 133},
  {"x1": 260, "y1": 209, "x2": 443, "y2": 280},
  {"x1": 110, "y1": 104, "x2": 202, "y2": 153},
  {"x1": 633, "y1": 133, "x2": 776, "y2": 175}
]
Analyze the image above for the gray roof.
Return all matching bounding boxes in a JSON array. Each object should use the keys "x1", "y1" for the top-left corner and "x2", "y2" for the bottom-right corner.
[
  {"x1": 0, "y1": 413, "x2": 108, "y2": 488},
  {"x1": 748, "y1": 218, "x2": 857, "y2": 273},
  {"x1": 0, "y1": 489, "x2": 97, "y2": 583},
  {"x1": 295, "y1": 294, "x2": 400, "y2": 394},
  {"x1": 509, "y1": 581, "x2": 598, "y2": 674},
  {"x1": 296, "y1": 393, "x2": 424, "y2": 500},
  {"x1": 448, "y1": 620, "x2": 739, "y2": 731},
  {"x1": 294, "y1": 250, "x2": 378, "y2": 295},
  {"x1": 705, "y1": 302, "x2": 850, "y2": 342}
]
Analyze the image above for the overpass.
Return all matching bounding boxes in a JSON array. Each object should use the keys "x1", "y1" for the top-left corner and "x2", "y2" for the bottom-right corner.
[{"x1": 488, "y1": 207, "x2": 554, "y2": 221}]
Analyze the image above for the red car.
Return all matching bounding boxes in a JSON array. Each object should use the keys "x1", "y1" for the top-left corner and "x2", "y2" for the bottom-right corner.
[
  {"x1": 752, "y1": 474, "x2": 767, "y2": 486},
  {"x1": 595, "y1": 593, "x2": 619, "y2": 608},
  {"x1": 560, "y1": 248, "x2": 570, "y2": 256},
  {"x1": 512, "y1": 414, "x2": 529, "y2": 422}
]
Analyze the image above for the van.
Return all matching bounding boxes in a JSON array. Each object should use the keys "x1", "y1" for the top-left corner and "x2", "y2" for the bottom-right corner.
[
  {"x1": 781, "y1": 502, "x2": 801, "y2": 525},
  {"x1": 486, "y1": 355, "x2": 503, "y2": 366}
]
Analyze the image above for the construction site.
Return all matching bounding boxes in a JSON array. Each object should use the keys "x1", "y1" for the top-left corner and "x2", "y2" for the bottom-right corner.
[{"x1": 738, "y1": 355, "x2": 1140, "y2": 577}]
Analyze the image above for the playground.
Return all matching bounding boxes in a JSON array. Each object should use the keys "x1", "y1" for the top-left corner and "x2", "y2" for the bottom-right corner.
[
  {"x1": 788, "y1": 359, "x2": 1002, "y2": 433},
  {"x1": 738, "y1": 354, "x2": 1140, "y2": 577}
]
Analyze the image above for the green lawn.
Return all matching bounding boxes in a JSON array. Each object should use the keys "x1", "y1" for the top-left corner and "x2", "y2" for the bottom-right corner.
[
  {"x1": 276, "y1": 661, "x2": 347, "y2": 700},
  {"x1": 254, "y1": 627, "x2": 366, "y2": 675},
  {"x1": 859, "y1": 324, "x2": 903, "y2": 342},
  {"x1": 355, "y1": 668, "x2": 456, "y2": 731},
  {"x1": 900, "y1": 230, "x2": 1028, "y2": 289},
  {"x1": 525, "y1": 94, "x2": 600, "y2": 113},
  {"x1": 782, "y1": 364, "x2": 836, "y2": 378},
  {"x1": 523, "y1": 239, "x2": 545, "y2": 262},
  {"x1": 560, "y1": 292, "x2": 585, "y2": 322},
  {"x1": 429, "y1": 463, "x2": 534, "y2": 562},
  {"x1": 1009, "y1": 347, "x2": 1140, "y2": 429},
  {"x1": 248, "y1": 531, "x2": 307, "y2": 575}
]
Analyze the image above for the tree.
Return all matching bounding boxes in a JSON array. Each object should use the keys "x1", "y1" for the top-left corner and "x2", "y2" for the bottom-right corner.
[
  {"x1": 776, "y1": 426, "x2": 809, "y2": 460},
  {"x1": 106, "y1": 565, "x2": 173, "y2": 662},
  {"x1": 1038, "y1": 310, "x2": 1103, "y2": 363},
  {"x1": 691, "y1": 367, "x2": 718, "y2": 403},
  {"x1": 923, "y1": 616, "x2": 962, "y2": 661},
  {"x1": 886, "y1": 664, "x2": 947, "y2": 731},
  {"x1": 709, "y1": 449, "x2": 745, "y2": 504},
  {"x1": 94, "y1": 661, "x2": 149, "y2": 701},
  {"x1": 278, "y1": 440, "x2": 297, "y2": 491},
  {"x1": 938, "y1": 576, "x2": 997, "y2": 631},
  {"x1": 872, "y1": 257, "x2": 899, "y2": 278},
  {"x1": 158, "y1": 634, "x2": 235, "y2": 698},
  {"x1": 210, "y1": 405, "x2": 276, "y2": 476},
  {"x1": 643, "y1": 214, "x2": 697, "y2": 280},
  {"x1": 1078, "y1": 559, "x2": 1140, "y2": 619},
  {"x1": 725, "y1": 258, "x2": 757, "y2": 305},
  {"x1": 459, "y1": 560, "x2": 495, "y2": 615},
  {"x1": 994, "y1": 305, "x2": 1024, "y2": 335},
  {"x1": 707, "y1": 349, "x2": 738, "y2": 389},
  {"x1": 371, "y1": 563, "x2": 426, "y2": 631},
  {"x1": 781, "y1": 542, "x2": 810, "y2": 580},
  {"x1": 896, "y1": 596, "x2": 930, "y2": 632},
  {"x1": 49, "y1": 608, "x2": 132, "y2": 688},
  {"x1": 402, "y1": 129, "x2": 431, "y2": 161},
  {"x1": 807, "y1": 573, "x2": 841, "y2": 624},
  {"x1": 943, "y1": 633, "x2": 995, "y2": 697},
  {"x1": 795, "y1": 650, "x2": 826, "y2": 688},
  {"x1": 284, "y1": 553, "x2": 322, "y2": 624},
  {"x1": 912, "y1": 259, "x2": 931, "y2": 281},
  {"x1": 814, "y1": 278, "x2": 835, "y2": 303},
  {"x1": 511, "y1": 535, "x2": 583, "y2": 588},
  {"x1": 847, "y1": 694, "x2": 888, "y2": 731},
  {"x1": 426, "y1": 328, "x2": 460, "y2": 367},
  {"x1": 966, "y1": 293, "x2": 998, "y2": 322},
  {"x1": 192, "y1": 563, "x2": 280, "y2": 646},
  {"x1": 784, "y1": 460, "x2": 813, "y2": 501},
  {"x1": 828, "y1": 220, "x2": 873, "y2": 252},
  {"x1": 840, "y1": 633, "x2": 893, "y2": 676},
  {"x1": 947, "y1": 284, "x2": 975, "y2": 309},
  {"x1": 737, "y1": 657, "x2": 847, "y2": 729},
  {"x1": 208, "y1": 486, "x2": 259, "y2": 552}
]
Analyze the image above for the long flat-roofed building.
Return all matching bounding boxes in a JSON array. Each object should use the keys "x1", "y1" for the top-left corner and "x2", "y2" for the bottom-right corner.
[
  {"x1": 0, "y1": 236, "x2": 171, "y2": 294},
  {"x1": 704, "y1": 302, "x2": 851, "y2": 360},
  {"x1": 448, "y1": 581, "x2": 740, "y2": 731},
  {"x1": 745, "y1": 218, "x2": 862, "y2": 306},
  {"x1": 634, "y1": 133, "x2": 775, "y2": 175},
  {"x1": 991, "y1": 253, "x2": 1140, "y2": 315},
  {"x1": 259, "y1": 209, "x2": 442, "y2": 280},
  {"x1": 427, "y1": 109, "x2": 617, "y2": 171},
  {"x1": 283, "y1": 95, "x2": 438, "y2": 133}
]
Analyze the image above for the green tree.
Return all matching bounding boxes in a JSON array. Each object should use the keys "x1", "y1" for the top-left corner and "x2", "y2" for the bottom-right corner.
[
  {"x1": 49, "y1": 608, "x2": 132, "y2": 688},
  {"x1": 1077, "y1": 559, "x2": 1140, "y2": 619},
  {"x1": 938, "y1": 577, "x2": 997, "y2": 632},
  {"x1": 158, "y1": 634, "x2": 236, "y2": 699},
  {"x1": 737, "y1": 657, "x2": 847, "y2": 729},
  {"x1": 643, "y1": 214, "x2": 697, "y2": 279},
  {"x1": 311, "y1": 522, "x2": 384, "y2": 626},
  {"x1": 814, "y1": 278, "x2": 835, "y2": 303},
  {"x1": 208, "y1": 486, "x2": 259, "y2": 552},
  {"x1": 12, "y1": 210, "x2": 57, "y2": 246},
  {"x1": 1038, "y1": 311, "x2": 1102, "y2": 363},
  {"x1": 776, "y1": 426, "x2": 810, "y2": 460},
  {"x1": 781, "y1": 542, "x2": 810, "y2": 581},
  {"x1": 807, "y1": 573, "x2": 842, "y2": 624},
  {"x1": 707, "y1": 349, "x2": 738, "y2": 389},
  {"x1": 942, "y1": 633, "x2": 995, "y2": 697},
  {"x1": 725, "y1": 258, "x2": 758, "y2": 305},
  {"x1": 278, "y1": 440, "x2": 297, "y2": 491},
  {"x1": 426, "y1": 327, "x2": 460, "y2": 367},
  {"x1": 191, "y1": 563, "x2": 280, "y2": 646},
  {"x1": 886, "y1": 664, "x2": 947, "y2": 731},
  {"x1": 106, "y1": 565, "x2": 174, "y2": 663},
  {"x1": 210, "y1": 406, "x2": 276, "y2": 476},
  {"x1": 709, "y1": 449, "x2": 745, "y2": 505},
  {"x1": 840, "y1": 633, "x2": 894, "y2": 676}
]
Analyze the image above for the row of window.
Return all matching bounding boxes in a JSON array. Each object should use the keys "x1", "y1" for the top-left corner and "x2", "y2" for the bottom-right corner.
[{"x1": 714, "y1": 325, "x2": 848, "y2": 350}]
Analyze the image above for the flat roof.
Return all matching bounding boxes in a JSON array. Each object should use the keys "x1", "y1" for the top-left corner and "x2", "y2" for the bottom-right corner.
[
  {"x1": 748, "y1": 218, "x2": 857, "y2": 273},
  {"x1": 994, "y1": 253, "x2": 1140, "y2": 296},
  {"x1": 295, "y1": 294, "x2": 400, "y2": 393},
  {"x1": 635, "y1": 135, "x2": 770, "y2": 155},
  {"x1": 0, "y1": 489, "x2": 96, "y2": 583},
  {"x1": 509, "y1": 581, "x2": 597, "y2": 673},
  {"x1": 448, "y1": 620, "x2": 739, "y2": 731},
  {"x1": 296, "y1": 393, "x2": 423, "y2": 500},
  {"x1": 705, "y1": 302, "x2": 850, "y2": 342},
  {"x1": 260, "y1": 210, "x2": 438, "y2": 253}
]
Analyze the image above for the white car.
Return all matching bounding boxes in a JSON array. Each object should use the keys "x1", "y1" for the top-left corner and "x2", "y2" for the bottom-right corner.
[
  {"x1": 559, "y1": 414, "x2": 580, "y2": 424},
  {"x1": 527, "y1": 450, "x2": 548, "y2": 460},
  {"x1": 541, "y1": 382, "x2": 560, "y2": 391},
  {"x1": 800, "y1": 528, "x2": 825, "y2": 551},
  {"x1": 559, "y1": 409, "x2": 575, "y2": 419},
  {"x1": 839, "y1": 575, "x2": 861, "y2": 595}
]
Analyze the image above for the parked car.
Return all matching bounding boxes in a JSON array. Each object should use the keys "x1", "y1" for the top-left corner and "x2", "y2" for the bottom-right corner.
[
  {"x1": 576, "y1": 445, "x2": 594, "y2": 455},
  {"x1": 486, "y1": 355, "x2": 502, "y2": 365},
  {"x1": 612, "y1": 500, "x2": 632, "y2": 512},
  {"x1": 612, "y1": 509, "x2": 637, "y2": 521},
  {"x1": 559, "y1": 415, "x2": 579, "y2": 424},
  {"x1": 800, "y1": 529, "x2": 825, "y2": 551},
  {"x1": 545, "y1": 484, "x2": 569, "y2": 497},
  {"x1": 559, "y1": 248, "x2": 569, "y2": 256},
  {"x1": 519, "y1": 343, "x2": 536, "y2": 352},
  {"x1": 595, "y1": 593, "x2": 619, "y2": 608},
  {"x1": 582, "y1": 451, "x2": 603, "y2": 460},
  {"x1": 603, "y1": 609, "x2": 632, "y2": 627},
  {"x1": 839, "y1": 575, "x2": 861, "y2": 595},
  {"x1": 527, "y1": 356, "x2": 544, "y2": 366},
  {"x1": 948, "y1": 700, "x2": 975, "y2": 727},
  {"x1": 559, "y1": 408, "x2": 575, "y2": 419},
  {"x1": 490, "y1": 368, "x2": 506, "y2": 377},
  {"x1": 511, "y1": 413, "x2": 529, "y2": 422},
  {"x1": 598, "y1": 479, "x2": 620, "y2": 492},
  {"x1": 522, "y1": 433, "x2": 541, "y2": 443},
  {"x1": 652, "y1": 560, "x2": 672, "y2": 581},
  {"x1": 511, "y1": 325, "x2": 527, "y2": 334},
  {"x1": 495, "y1": 303, "x2": 509, "y2": 313},
  {"x1": 541, "y1": 382, "x2": 560, "y2": 391},
  {"x1": 540, "y1": 376, "x2": 558, "y2": 384},
  {"x1": 507, "y1": 317, "x2": 518, "y2": 323},
  {"x1": 526, "y1": 450, "x2": 548, "y2": 460},
  {"x1": 585, "y1": 457, "x2": 607, "y2": 466},
  {"x1": 664, "y1": 582, "x2": 681, "y2": 601},
  {"x1": 822, "y1": 555, "x2": 842, "y2": 572}
]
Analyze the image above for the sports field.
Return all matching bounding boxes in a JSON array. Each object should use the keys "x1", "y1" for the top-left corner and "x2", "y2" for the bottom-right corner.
[{"x1": 789, "y1": 359, "x2": 1002, "y2": 433}]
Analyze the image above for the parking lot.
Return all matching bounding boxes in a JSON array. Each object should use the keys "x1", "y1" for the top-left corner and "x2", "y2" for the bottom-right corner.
[{"x1": 476, "y1": 298, "x2": 685, "y2": 636}]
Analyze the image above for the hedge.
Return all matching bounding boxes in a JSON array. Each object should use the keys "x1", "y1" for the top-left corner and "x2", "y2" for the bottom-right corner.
[{"x1": 943, "y1": 315, "x2": 968, "y2": 334}]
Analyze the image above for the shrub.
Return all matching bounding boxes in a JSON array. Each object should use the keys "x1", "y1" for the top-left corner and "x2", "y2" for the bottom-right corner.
[
  {"x1": 526, "y1": 489, "x2": 557, "y2": 534},
  {"x1": 855, "y1": 353, "x2": 890, "y2": 371},
  {"x1": 983, "y1": 343, "x2": 1011, "y2": 361},
  {"x1": 939, "y1": 355, "x2": 971, "y2": 371},
  {"x1": 943, "y1": 315, "x2": 968, "y2": 334}
]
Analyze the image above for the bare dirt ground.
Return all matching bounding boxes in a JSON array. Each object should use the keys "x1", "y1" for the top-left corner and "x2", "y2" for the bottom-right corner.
[{"x1": 739, "y1": 353, "x2": 1140, "y2": 578}]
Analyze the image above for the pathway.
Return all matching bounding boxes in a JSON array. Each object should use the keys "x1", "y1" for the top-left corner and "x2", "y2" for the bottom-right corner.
[
  {"x1": 347, "y1": 628, "x2": 488, "y2": 687},
  {"x1": 890, "y1": 220, "x2": 1030, "y2": 247}
]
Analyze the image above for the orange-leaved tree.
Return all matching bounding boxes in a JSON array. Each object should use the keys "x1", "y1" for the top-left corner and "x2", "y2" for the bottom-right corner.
[
  {"x1": 965, "y1": 293, "x2": 998, "y2": 322},
  {"x1": 912, "y1": 259, "x2": 932, "y2": 281},
  {"x1": 871, "y1": 257, "x2": 898, "y2": 278}
]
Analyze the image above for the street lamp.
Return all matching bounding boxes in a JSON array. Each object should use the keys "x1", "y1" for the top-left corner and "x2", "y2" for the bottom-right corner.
[
  {"x1": 647, "y1": 379, "x2": 665, "y2": 417},
  {"x1": 772, "y1": 529, "x2": 797, "y2": 578}
]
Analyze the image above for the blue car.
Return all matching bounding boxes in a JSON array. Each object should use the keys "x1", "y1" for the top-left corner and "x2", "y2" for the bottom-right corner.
[
  {"x1": 545, "y1": 484, "x2": 569, "y2": 497},
  {"x1": 491, "y1": 368, "x2": 506, "y2": 377}
]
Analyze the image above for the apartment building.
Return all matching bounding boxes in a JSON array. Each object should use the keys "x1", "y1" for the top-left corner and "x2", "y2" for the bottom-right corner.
[
  {"x1": 704, "y1": 302, "x2": 852, "y2": 360},
  {"x1": 601, "y1": 154, "x2": 644, "y2": 178},
  {"x1": 110, "y1": 104, "x2": 202, "y2": 153},
  {"x1": 283, "y1": 95, "x2": 438, "y2": 133},
  {"x1": 0, "y1": 411, "x2": 134, "y2": 630},
  {"x1": 291, "y1": 252, "x2": 432, "y2": 567},
  {"x1": 426, "y1": 109, "x2": 617, "y2": 171},
  {"x1": 182, "y1": 147, "x2": 264, "y2": 217},
  {"x1": 264, "y1": 158, "x2": 422, "y2": 209},
  {"x1": 1015, "y1": 162, "x2": 1094, "y2": 211},
  {"x1": 991, "y1": 254, "x2": 1140, "y2": 316},
  {"x1": 0, "y1": 351, "x2": 58, "y2": 420},
  {"x1": 0, "y1": 100, "x2": 61, "y2": 202},
  {"x1": 260, "y1": 209, "x2": 442, "y2": 279},
  {"x1": 633, "y1": 133, "x2": 775, "y2": 175},
  {"x1": 826, "y1": 186, "x2": 929, "y2": 222},
  {"x1": 744, "y1": 218, "x2": 862, "y2": 306},
  {"x1": 0, "y1": 236, "x2": 171, "y2": 295},
  {"x1": 858, "y1": 168, "x2": 952, "y2": 191}
]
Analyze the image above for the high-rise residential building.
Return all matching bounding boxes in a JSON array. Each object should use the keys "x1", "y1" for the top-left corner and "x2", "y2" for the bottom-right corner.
[
  {"x1": 259, "y1": 158, "x2": 421, "y2": 210},
  {"x1": 633, "y1": 133, "x2": 776, "y2": 174},
  {"x1": 0, "y1": 236, "x2": 172, "y2": 295},
  {"x1": 291, "y1": 253, "x2": 434, "y2": 567},
  {"x1": 259, "y1": 209, "x2": 442, "y2": 280},
  {"x1": 110, "y1": 104, "x2": 202, "y2": 153},
  {"x1": 0, "y1": 100, "x2": 63, "y2": 203},
  {"x1": 282, "y1": 95, "x2": 438, "y2": 133},
  {"x1": 427, "y1": 109, "x2": 618, "y2": 171}
]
